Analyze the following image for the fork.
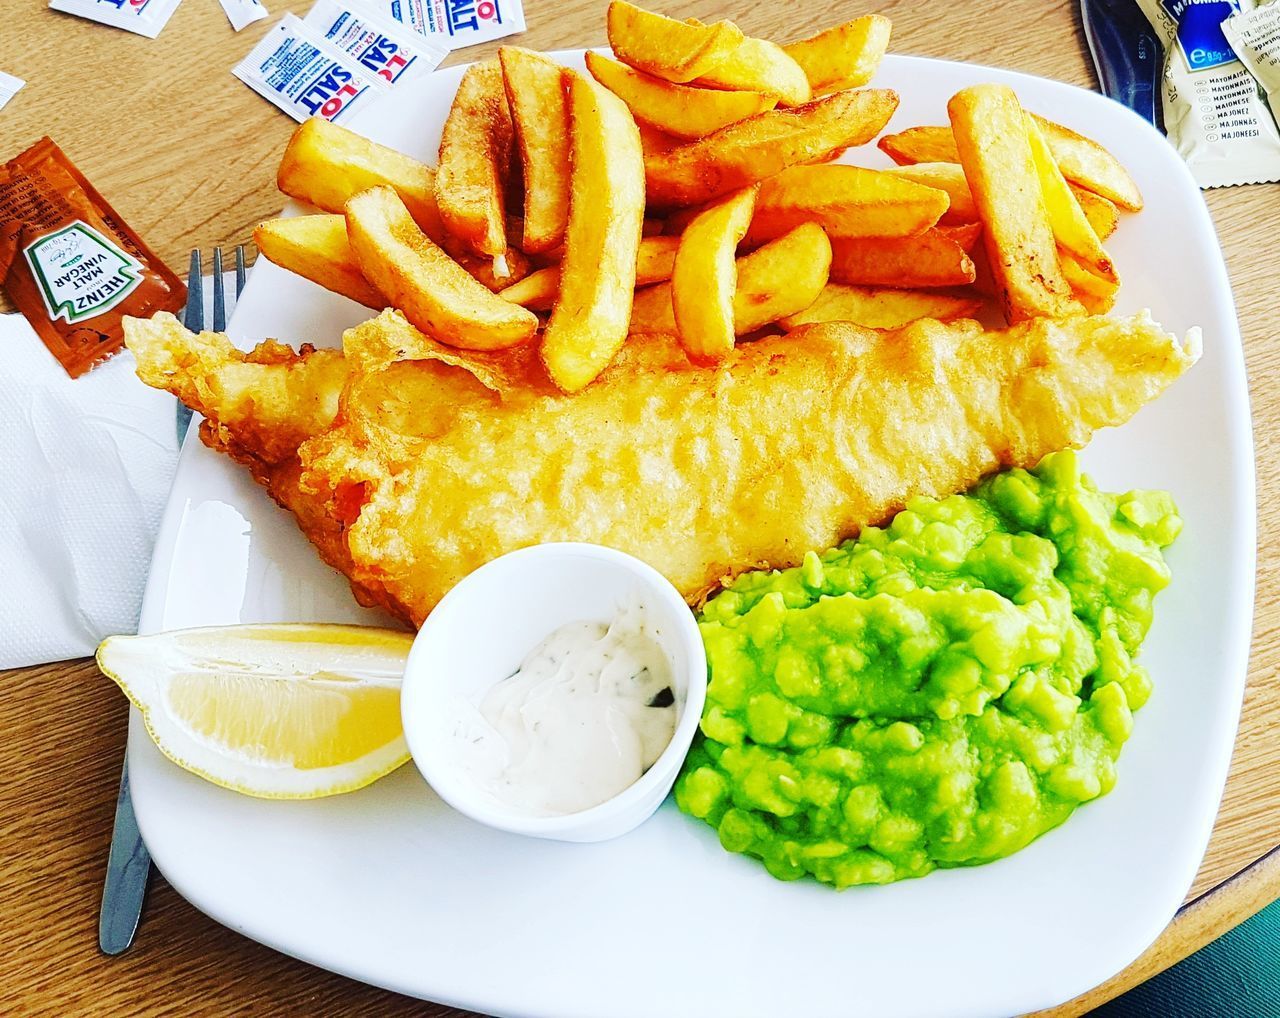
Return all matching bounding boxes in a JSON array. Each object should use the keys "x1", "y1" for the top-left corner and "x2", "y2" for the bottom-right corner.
[
  {"x1": 175, "y1": 246, "x2": 247, "y2": 441},
  {"x1": 98, "y1": 245, "x2": 248, "y2": 956}
]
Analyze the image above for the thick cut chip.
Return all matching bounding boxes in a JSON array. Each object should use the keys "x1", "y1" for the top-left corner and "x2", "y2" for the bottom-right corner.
[
  {"x1": 585, "y1": 51, "x2": 776, "y2": 140},
  {"x1": 878, "y1": 126, "x2": 960, "y2": 165},
  {"x1": 1060, "y1": 251, "x2": 1118, "y2": 313},
  {"x1": 672, "y1": 185, "x2": 758, "y2": 363},
  {"x1": 884, "y1": 162, "x2": 977, "y2": 224},
  {"x1": 638, "y1": 121, "x2": 682, "y2": 159},
  {"x1": 346, "y1": 187, "x2": 538, "y2": 351},
  {"x1": 636, "y1": 234, "x2": 680, "y2": 284},
  {"x1": 1026, "y1": 114, "x2": 1117, "y2": 292},
  {"x1": 829, "y1": 230, "x2": 976, "y2": 288},
  {"x1": 1061, "y1": 253, "x2": 1118, "y2": 313},
  {"x1": 778, "y1": 284, "x2": 983, "y2": 331},
  {"x1": 254, "y1": 215, "x2": 383, "y2": 309},
  {"x1": 879, "y1": 117, "x2": 1142, "y2": 211},
  {"x1": 886, "y1": 161, "x2": 1119, "y2": 239},
  {"x1": 500, "y1": 47, "x2": 571, "y2": 254},
  {"x1": 498, "y1": 236, "x2": 679, "y2": 311},
  {"x1": 1031, "y1": 114, "x2": 1142, "y2": 211},
  {"x1": 948, "y1": 85, "x2": 1080, "y2": 323},
  {"x1": 646, "y1": 88, "x2": 899, "y2": 207},
  {"x1": 498, "y1": 266, "x2": 559, "y2": 311},
  {"x1": 1077, "y1": 189, "x2": 1119, "y2": 240},
  {"x1": 277, "y1": 118, "x2": 443, "y2": 239},
  {"x1": 606, "y1": 1, "x2": 744, "y2": 83},
  {"x1": 436, "y1": 59, "x2": 513, "y2": 258},
  {"x1": 783, "y1": 15, "x2": 892, "y2": 94},
  {"x1": 692, "y1": 37, "x2": 811, "y2": 107},
  {"x1": 541, "y1": 72, "x2": 646, "y2": 392},
  {"x1": 937, "y1": 221, "x2": 983, "y2": 253},
  {"x1": 631, "y1": 222, "x2": 831, "y2": 335},
  {"x1": 745, "y1": 164, "x2": 948, "y2": 246}
]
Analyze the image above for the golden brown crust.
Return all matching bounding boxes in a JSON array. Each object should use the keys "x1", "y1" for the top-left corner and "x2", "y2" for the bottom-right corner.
[{"x1": 127, "y1": 310, "x2": 1197, "y2": 629}]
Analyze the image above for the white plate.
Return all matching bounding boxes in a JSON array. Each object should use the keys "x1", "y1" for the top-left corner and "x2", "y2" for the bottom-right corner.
[{"x1": 131, "y1": 52, "x2": 1254, "y2": 1017}]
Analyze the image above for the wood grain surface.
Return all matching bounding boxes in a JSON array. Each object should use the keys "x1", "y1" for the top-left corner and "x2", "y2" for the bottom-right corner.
[{"x1": 2, "y1": 0, "x2": 1277, "y2": 1014}]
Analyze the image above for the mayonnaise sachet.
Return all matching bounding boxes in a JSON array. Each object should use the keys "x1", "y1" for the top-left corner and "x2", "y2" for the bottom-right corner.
[{"x1": 1135, "y1": 0, "x2": 1280, "y2": 186}]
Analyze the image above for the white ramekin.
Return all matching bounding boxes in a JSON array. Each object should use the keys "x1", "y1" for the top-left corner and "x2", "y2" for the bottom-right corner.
[{"x1": 400, "y1": 543, "x2": 707, "y2": 843}]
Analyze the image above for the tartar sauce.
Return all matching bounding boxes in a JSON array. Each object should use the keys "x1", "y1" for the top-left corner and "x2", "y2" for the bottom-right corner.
[{"x1": 458, "y1": 605, "x2": 678, "y2": 816}]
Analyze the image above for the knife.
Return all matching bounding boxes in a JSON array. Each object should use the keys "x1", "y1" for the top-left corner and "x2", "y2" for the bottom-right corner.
[
  {"x1": 1080, "y1": 0, "x2": 1163, "y2": 126},
  {"x1": 99, "y1": 755, "x2": 151, "y2": 954},
  {"x1": 99, "y1": 252, "x2": 207, "y2": 955}
]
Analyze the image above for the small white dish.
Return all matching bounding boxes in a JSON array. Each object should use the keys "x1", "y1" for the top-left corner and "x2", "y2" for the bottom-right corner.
[{"x1": 400, "y1": 543, "x2": 707, "y2": 843}]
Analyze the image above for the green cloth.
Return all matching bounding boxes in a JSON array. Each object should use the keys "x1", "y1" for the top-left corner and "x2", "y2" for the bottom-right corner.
[{"x1": 1090, "y1": 894, "x2": 1280, "y2": 1017}]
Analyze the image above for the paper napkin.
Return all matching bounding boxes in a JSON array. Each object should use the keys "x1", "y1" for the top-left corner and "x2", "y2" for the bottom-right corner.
[{"x1": 0, "y1": 311, "x2": 179, "y2": 669}]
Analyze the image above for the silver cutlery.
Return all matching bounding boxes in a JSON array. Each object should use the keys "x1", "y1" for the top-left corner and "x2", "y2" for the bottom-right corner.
[{"x1": 99, "y1": 244, "x2": 248, "y2": 955}]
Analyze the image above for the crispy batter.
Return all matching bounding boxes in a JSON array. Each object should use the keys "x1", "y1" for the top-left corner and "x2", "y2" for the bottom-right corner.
[{"x1": 125, "y1": 310, "x2": 1199, "y2": 628}]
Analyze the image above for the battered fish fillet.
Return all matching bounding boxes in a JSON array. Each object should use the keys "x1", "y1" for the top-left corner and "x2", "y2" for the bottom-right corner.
[{"x1": 125, "y1": 309, "x2": 1199, "y2": 627}]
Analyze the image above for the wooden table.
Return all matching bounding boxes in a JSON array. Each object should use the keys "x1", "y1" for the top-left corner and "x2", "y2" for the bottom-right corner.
[{"x1": 3, "y1": 1, "x2": 1277, "y2": 1013}]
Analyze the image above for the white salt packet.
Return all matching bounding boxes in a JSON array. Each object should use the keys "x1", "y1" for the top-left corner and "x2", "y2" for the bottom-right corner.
[
  {"x1": 0, "y1": 72, "x2": 24, "y2": 113},
  {"x1": 357, "y1": 0, "x2": 525, "y2": 51},
  {"x1": 1224, "y1": 2, "x2": 1280, "y2": 121},
  {"x1": 304, "y1": 0, "x2": 447, "y2": 83},
  {"x1": 219, "y1": 0, "x2": 269, "y2": 32},
  {"x1": 233, "y1": 14, "x2": 389, "y2": 125},
  {"x1": 48, "y1": 0, "x2": 183, "y2": 39},
  {"x1": 1136, "y1": 0, "x2": 1280, "y2": 187}
]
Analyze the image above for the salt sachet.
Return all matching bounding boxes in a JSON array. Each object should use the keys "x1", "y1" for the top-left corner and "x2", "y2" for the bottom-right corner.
[
  {"x1": 304, "y1": 0, "x2": 448, "y2": 84},
  {"x1": 218, "y1": 0, "x2": 269, "y2": 32},
  {"x1": 48, "y1": 0, "x2": 184, "y2": 39},
  {"x1": 358, "y1": 0, "x2": 526, "y2": 51},
  {"x1": 0, "y1": 138, "x2": 187, "y2": 378},
  {"x1": 1135, "y1": 0, "x2": 1280, "y2": 186},
  {"x1": 1224, "y1": 2, "x2": 1280, "y2": 128},
  {"x1": 0, "y1": 73, "x2": 24, "y2": 113},
  {"x1": 233, "y1": 14, "x2": 390, "y2": 125}
]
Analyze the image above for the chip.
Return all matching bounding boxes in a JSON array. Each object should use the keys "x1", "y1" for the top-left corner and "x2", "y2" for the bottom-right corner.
[
  {"x1": 948, "y1": 84, "x2": 1080, "y2": 323},
  {"x1": 631, "y1": 222, "x2": 831, "y2": 334},
  {"x1": 783, "y1": 15, "x2": 892, "y2": 94},
  {"x1": 501, "y1": 47, "x2": 572, "y2": 254},
  {"x1": 585, "y1": 50, "x2": 776, "y2": 140},
  {"x1": 436, "y1": 59, "x2": 514, "y2": 258},
  {"x1": 606, "y1": 1, "x2": 744, "y2": 83},
  {"x1": 1025, "y1": 114, "x2": 1117, "y2": 292},
  {"x1": 254, "y1": 214, "x2": 383, "y2": 308},
  {"x1": 541, "y1": 71, "x2": 646, "y2": 392},
  {"x1": 645, "y1": 88, "x2": 899, "y2": 207},
  {"x1": 692, "y1": 37, "x2": 811, "y2": 107},
  {"x1": 672, "y1": 185, "x2": 759, "y2": 363},
  {"x1": 745, "y1": 164, "x2": 949, "y2": 245},
  {"x1": 828, "y1": 230, "x2": 976, "y2": 288},
  {"x1": 277, "y1": 118, "x2": 443, "y2": 238},
  {"x1": 345, "y1": 186, "x2": 538, "y2": 351}
]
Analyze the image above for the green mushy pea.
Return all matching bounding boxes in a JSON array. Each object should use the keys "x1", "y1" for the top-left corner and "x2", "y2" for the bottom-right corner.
[{"x1": 674, "y1": 451, "x2": 1181, "y2": 889}]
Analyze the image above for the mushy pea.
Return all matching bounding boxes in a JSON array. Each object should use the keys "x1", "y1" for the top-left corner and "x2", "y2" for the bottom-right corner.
[{"x1": 674, "y1": 452, "x2": 1181, "y2": 888}]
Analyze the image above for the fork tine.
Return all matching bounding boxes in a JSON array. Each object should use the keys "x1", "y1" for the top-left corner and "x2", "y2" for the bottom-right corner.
[
  {"x1": 183, "y1": 250, "x2": 203, "y2": 333},
  {"x1": 176, "y1": 249, "x2": 202, "y2": 444},
  {"x1": 212, "y1": 248, "x2": 226, "y2": 333},
  {"x1": 235, "y1": 245, "x2": 247, "y2": 299}
]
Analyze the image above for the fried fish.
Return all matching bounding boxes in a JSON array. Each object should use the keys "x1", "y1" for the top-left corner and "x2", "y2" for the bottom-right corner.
[{"x1": 125, "y1": 309, "x2": 1198, "y2": 626}]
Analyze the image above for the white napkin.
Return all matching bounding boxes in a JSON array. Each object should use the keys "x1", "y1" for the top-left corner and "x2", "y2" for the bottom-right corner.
[{"x1": 0, "y1": 312, "x2": 179, "y2": 669}]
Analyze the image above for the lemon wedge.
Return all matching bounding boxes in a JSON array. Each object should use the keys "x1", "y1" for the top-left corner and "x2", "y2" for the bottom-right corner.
[{"x1": 97, "y1": 624, "x2": 415, "y2": 799}]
